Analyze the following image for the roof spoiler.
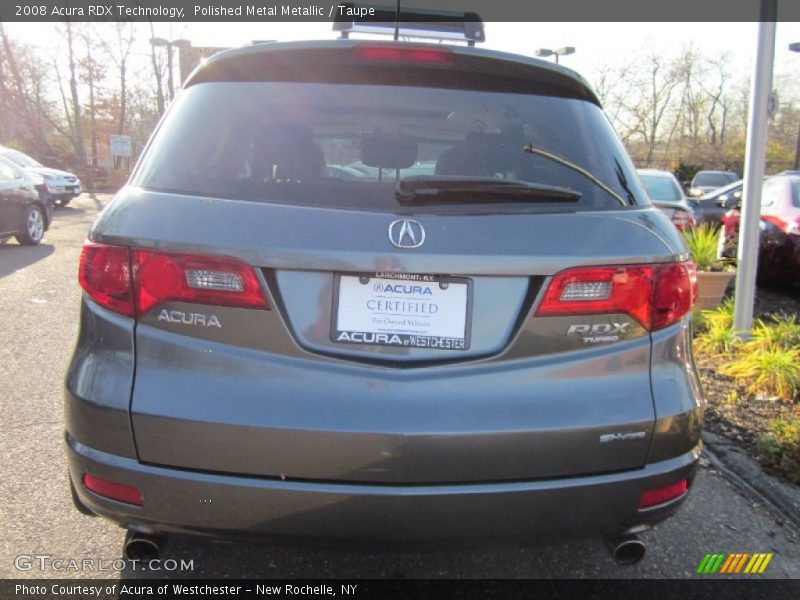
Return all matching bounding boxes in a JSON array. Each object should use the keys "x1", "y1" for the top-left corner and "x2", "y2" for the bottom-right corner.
[{"x1": 332, "y1": 2, "x2": 485, "y2": 46}]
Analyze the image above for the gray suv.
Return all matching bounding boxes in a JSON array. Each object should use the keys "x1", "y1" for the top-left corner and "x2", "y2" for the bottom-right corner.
[{"x1": 65, "y1": 40, "x2": 703, "y2": 563}]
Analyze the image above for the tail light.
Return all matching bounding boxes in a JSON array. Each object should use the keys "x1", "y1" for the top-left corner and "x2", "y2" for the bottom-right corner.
[
  {"x1": 133, "y1": 250, "x2": 268, "y2": 315},
  {"x1": 79, "y1": 243, "x2": 135, "y2": 317},
  {"x1": 639, "y1": 479, "x2": 688, "y2": 509},
  {"x1": 535, "y1": 261, "x2": 697, "y2": 331},
  {"x1": 350, "y1": 45, "x2": 455, "y2": 65},
  {"x1": 671, "y1": 210, "x2": 695, "y2": 230},
  {"x1": 79, "y1": 242, "x2": 269, "y2": 317},
  {"x1": 774, "y1": 217, "x2": 800, "y2": 236}
]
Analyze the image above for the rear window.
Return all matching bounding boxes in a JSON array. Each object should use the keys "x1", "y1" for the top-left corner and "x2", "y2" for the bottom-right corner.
[
  {"x1": 639, "y1": 174, "x2": 682, "y2": 202},
  {"x1": 133, "y1": 81, "x2": 647, "y2": 213},
  {"x1": 694, "y1": 172, "x2": 733, "y2": 187}
]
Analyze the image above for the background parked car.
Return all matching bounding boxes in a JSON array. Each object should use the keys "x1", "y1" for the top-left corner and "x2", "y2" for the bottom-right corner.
[
  {"x1": 720, "y1": 174, "x2": 800, "y2": 287},
  {"x1": 637, "y1": 168, "x2": 696, "y2": 230},
  {"x1": 0, "y1": 156, "x2": 52, "y2": 245},
  {"x1": 692, "y1": 179, "x2": 744, "y2": 226},
  {"x1": 688, "y1": 170, "x2": 739, "y2": 197},
  {"x1": 0, "y1": 146, "x2": 82, "y2": 207}
]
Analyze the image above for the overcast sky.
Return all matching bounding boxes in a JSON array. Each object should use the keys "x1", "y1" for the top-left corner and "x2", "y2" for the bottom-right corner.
[
  {"x1": 169, "y1": 21, "x2": 800, "y2": 77},
  {"x1": 7, "y1": 21, "x2": 800, "y2": 91}
]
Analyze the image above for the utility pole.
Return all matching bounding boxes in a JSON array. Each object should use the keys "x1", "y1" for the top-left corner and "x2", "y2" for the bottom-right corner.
[
  {"x1": 733, "y1": 0, "x2": 777, "y2": 336},
  {"x1": 790, "y1": 43, "x2": 800, "y2": 170}
]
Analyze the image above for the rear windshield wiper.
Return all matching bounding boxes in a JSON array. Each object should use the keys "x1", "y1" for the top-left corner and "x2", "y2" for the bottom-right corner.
[
  {"x1": 395, "y1": 176, "x2": 582, "y2": 206},
  {"x1": 522, "y1": 143, "x2": 629, "y2": 207}
]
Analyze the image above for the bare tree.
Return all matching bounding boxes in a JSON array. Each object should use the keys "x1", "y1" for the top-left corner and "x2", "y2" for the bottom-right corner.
[
  {"x1": 624, "y1": 54, "x2": 682, "y2": 166},
  {"x1": 673, "y1": 45, "x2": 706, "y2": 149},
  {"x1": 0, "y1": 24, "x2": 51, "y2": 154},
  {"x1": 700, "y1": 53, "x2": 732, "y2": 148},
  {"x1": 100, "y1": 22, "x2": 137, "y2": 167},
  {"x1": 593, "y1": 61, "x2": 639, "y2": 143},
  {"x1": 78, "y1": 27, "x2": 106, "y2": 168},
  {"x1": 148, "y1": 22, "x2": 165, "y2": 116},
  {"x1": 64, "y1": 22, "x2": 87, "y2": 165}
]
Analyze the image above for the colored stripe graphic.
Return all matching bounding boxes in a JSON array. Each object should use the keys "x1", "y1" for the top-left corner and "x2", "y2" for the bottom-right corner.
[
  {"x1": 699, "y1": 552, "x2": 774, "y2": 574},
  {"x1": 703, "y1": 553, "x2": 725, "y2": 574},
  {"x1": 712, "y1": 553, "x2": 726, "y2": 573},
  {"x1": 758, "y1": 554, "x2": 773, "y2": 573},
  {"x1": 734, "y1": 553, "x2": 749, "y2": 573},
  {"x1": 719, "y1": 554, "x2": 736, "y2": 574},
  {"x1": 720, "y1": 553, "x2": 738, "y2": 574},
  {"x1": 745, "y1": 554, "x2": 760, "y2": 573},
  {"x1": 745, "y1": 554, "x2": 769, "y2": 573},
  {"x1": 696, "y1": 554, "x2": 712, "y2": 574}
]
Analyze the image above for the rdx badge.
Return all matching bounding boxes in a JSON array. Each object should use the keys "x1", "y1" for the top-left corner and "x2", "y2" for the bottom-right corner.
[
  {"x1": 158, "y1": 309, "x2": 222, "y2": 328},
  {"x1": 567, "y1": 322, "x2": 629, "y2": 344}
]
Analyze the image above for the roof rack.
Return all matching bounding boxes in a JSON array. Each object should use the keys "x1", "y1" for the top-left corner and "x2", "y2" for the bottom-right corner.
[{"x1": 333, "y1": 2, "x2": 485, "y2": 46}]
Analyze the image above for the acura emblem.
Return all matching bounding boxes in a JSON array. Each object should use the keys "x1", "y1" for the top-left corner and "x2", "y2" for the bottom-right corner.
[{"x1": 388, "y1": 219, "x2": 425, "y2": 249}]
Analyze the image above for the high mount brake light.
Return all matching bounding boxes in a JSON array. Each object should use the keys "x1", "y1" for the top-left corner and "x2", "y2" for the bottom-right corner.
[
  {"x1": 333, "y1": 7, "x2": 484, "y2": 45},
  {"x1": 350, "y1": 45, "x2": 455, "y2": 65},
  {"x1": 78, "y1": 243, "x2": 269, "y2": 317},
  {"x1": 535, "y1": 261, "x2": 697, "y2": 331}
]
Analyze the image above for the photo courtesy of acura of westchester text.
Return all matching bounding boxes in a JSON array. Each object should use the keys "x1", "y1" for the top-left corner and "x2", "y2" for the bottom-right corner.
[{"x1": 1, "y1": 0, "x2": 800, "y2": 592}]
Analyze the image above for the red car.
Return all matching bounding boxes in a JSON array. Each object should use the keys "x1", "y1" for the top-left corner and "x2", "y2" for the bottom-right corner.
[{"x1": 720, "y1": 174, "x2": 800, "y2": 287}]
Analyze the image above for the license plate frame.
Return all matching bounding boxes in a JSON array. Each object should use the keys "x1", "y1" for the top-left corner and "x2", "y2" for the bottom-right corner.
[{"x1": 331, "y1": 272, "x2": 472, "y2": 351}]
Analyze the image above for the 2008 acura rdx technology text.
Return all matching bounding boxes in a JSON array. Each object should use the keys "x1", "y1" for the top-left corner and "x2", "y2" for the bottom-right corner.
[{"x1": 65, "y1": 24, "x2": 703, "y2": 565}]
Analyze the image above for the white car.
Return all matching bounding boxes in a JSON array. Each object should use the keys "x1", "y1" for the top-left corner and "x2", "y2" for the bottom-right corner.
[{"x1": 0, "y1": 146, "x2": 82, "y2": 207}]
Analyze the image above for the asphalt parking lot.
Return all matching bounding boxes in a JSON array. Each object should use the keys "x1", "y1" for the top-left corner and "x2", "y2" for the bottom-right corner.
[{"x1": 1, "y1": 193, "x2": 799, "y2": 579}]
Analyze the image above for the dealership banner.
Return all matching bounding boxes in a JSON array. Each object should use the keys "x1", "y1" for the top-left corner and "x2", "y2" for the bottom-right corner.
[
  {"x1": 4, "y1": 0, "x2": 800, "y2": 22},
  {"x1": 4, "y1": 579, "x2": 800, "y2": 599}
]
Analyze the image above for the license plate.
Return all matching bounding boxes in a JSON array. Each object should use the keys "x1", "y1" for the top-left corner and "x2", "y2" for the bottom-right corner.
[{"x1": 332, "y1": 273, "x2": 471, "y2": 350}]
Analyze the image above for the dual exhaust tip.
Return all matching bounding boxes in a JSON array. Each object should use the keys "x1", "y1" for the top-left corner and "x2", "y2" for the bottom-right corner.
[{"x1": 122, "y1": 530, "x2": 645, "y2": 566}]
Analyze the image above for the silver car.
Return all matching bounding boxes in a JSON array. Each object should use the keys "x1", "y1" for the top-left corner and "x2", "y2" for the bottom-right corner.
[
  {"x1": 0, "y1": 146, "x2": 83, "y2": 207},
  {"x1": 688, "y1": 170, "x2": 739, "y2": 198},
  {"x1": 637, "y1": 169, "x2": 697, "y2": 230},
  {"x1": 65, "y1": 40, "x2": 703, "y2": 564}
]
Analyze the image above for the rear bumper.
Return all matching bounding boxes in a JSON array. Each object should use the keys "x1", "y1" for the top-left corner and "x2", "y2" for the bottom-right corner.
[{"x1": 67, "y1": 433, "x2": 700, "y2": 545}]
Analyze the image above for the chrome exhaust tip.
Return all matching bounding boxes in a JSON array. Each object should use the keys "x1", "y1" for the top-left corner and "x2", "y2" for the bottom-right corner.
[
  {"x1": 606, "y1": 534, "x2": 646, "y2": 565},
  {"x1": 123, "y1": 530, "x2": 163, "y2": 562}
]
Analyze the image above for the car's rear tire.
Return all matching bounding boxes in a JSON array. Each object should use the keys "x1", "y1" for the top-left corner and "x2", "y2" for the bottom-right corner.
[{"x1": 15, "y1": 206, "x2": 45, "y2": 245}]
